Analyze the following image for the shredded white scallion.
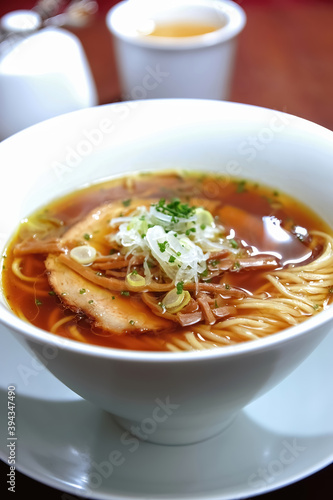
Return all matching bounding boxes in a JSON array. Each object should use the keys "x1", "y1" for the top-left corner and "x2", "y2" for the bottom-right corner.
[{"x1": 107, "y1": 202, "x2": 235, "y2": 285}]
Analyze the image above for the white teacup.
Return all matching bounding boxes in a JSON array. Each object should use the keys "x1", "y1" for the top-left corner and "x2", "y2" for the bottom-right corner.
[{"x1": 106, "y1": 0, "x2": 246, "y2": 100}]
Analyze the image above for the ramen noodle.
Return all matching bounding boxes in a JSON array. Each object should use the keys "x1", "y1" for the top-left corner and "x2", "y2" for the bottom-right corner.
[{"x1": 2, "y1": 171, "x2": 333, "y2": 352}]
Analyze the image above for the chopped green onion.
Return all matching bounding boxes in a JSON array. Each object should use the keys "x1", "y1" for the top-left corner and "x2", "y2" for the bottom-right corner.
[
  {"x1": 162, "y1": 288, "x2": 191, "y2": 313},
  {"x1": 236, "y1": 180, "x2": 246, "y2": 193},
  {"x1": 70, "y1": 245, "x2": 97, "y2": 265},
  {"x1": 154, "y1": 198, "x2": 196, "y2": 220},
  {"x1": 158, "y1": 241, "x2": 168, "y2": 253},
  {"x1": 200, "y1": 268, "x2": 208, "y2": 277},
  {"x1": 126, "y1": 272, "x2": 146, "y2": 288},
  {"x1": 162, "y1": 289, "x2": 191, "y2": 314},
  {"x1": 176, "y1": 281, "x2": 184, "y2": 295}
]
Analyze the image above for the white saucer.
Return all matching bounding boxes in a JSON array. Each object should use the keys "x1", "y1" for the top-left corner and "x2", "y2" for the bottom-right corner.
[{"x1": 1, "y1": 326, "x2": 332, "y2": 499}]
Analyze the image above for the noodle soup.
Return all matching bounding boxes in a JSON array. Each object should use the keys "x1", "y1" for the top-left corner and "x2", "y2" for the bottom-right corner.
[{"x1": 2, "y1": 170, "x2": 333, "y2": 352}]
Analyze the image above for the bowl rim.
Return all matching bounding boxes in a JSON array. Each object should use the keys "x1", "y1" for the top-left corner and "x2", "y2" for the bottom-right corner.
[
  {"x1": 106, "y1": 0, "x2": 247, "y2": 51},
  {"x1": 1, "y1": 300, "x2": 333, "y2": 363},
  {"x1": 1, "y1": 98, "x2": 333, "y2": 363}
]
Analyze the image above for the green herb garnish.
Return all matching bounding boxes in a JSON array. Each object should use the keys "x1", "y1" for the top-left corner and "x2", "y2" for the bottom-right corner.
[
  {"x1": 158, "y1": 241, "x2": 168, "y2": 253},
  {"x1": 155, "y1": 198, "x2": 196, "y2": 221},
  {"x1": 236, "y1": 180, "x2": 246, "y2": 193}
]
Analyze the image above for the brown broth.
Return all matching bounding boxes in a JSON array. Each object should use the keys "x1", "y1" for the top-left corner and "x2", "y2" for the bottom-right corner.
[{"x1": 2, "y1": 171, "x2": 332, "y2": 351}]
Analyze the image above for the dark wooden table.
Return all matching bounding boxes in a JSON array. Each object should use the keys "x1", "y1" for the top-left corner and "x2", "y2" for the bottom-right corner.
[{"x1": 1, "y1": 0, "x2": 332, "y2": 498}]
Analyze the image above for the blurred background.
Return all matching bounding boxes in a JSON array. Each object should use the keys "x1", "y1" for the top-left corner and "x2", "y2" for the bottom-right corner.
[
  {"x1": 0, "y1": 0, "x2": 332, "y2": 499},
  {"x1": 0, "y1": 0, "x2": 332, "y2": 131}
]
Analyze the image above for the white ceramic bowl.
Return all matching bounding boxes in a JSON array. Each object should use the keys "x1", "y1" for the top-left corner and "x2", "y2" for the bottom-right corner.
[
  {"x1": 0, "y1": 99, "x2": 333, "y2": 445},
  {"x1": 106, "y1": 0, "x2": 246, "y2": 100}
]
